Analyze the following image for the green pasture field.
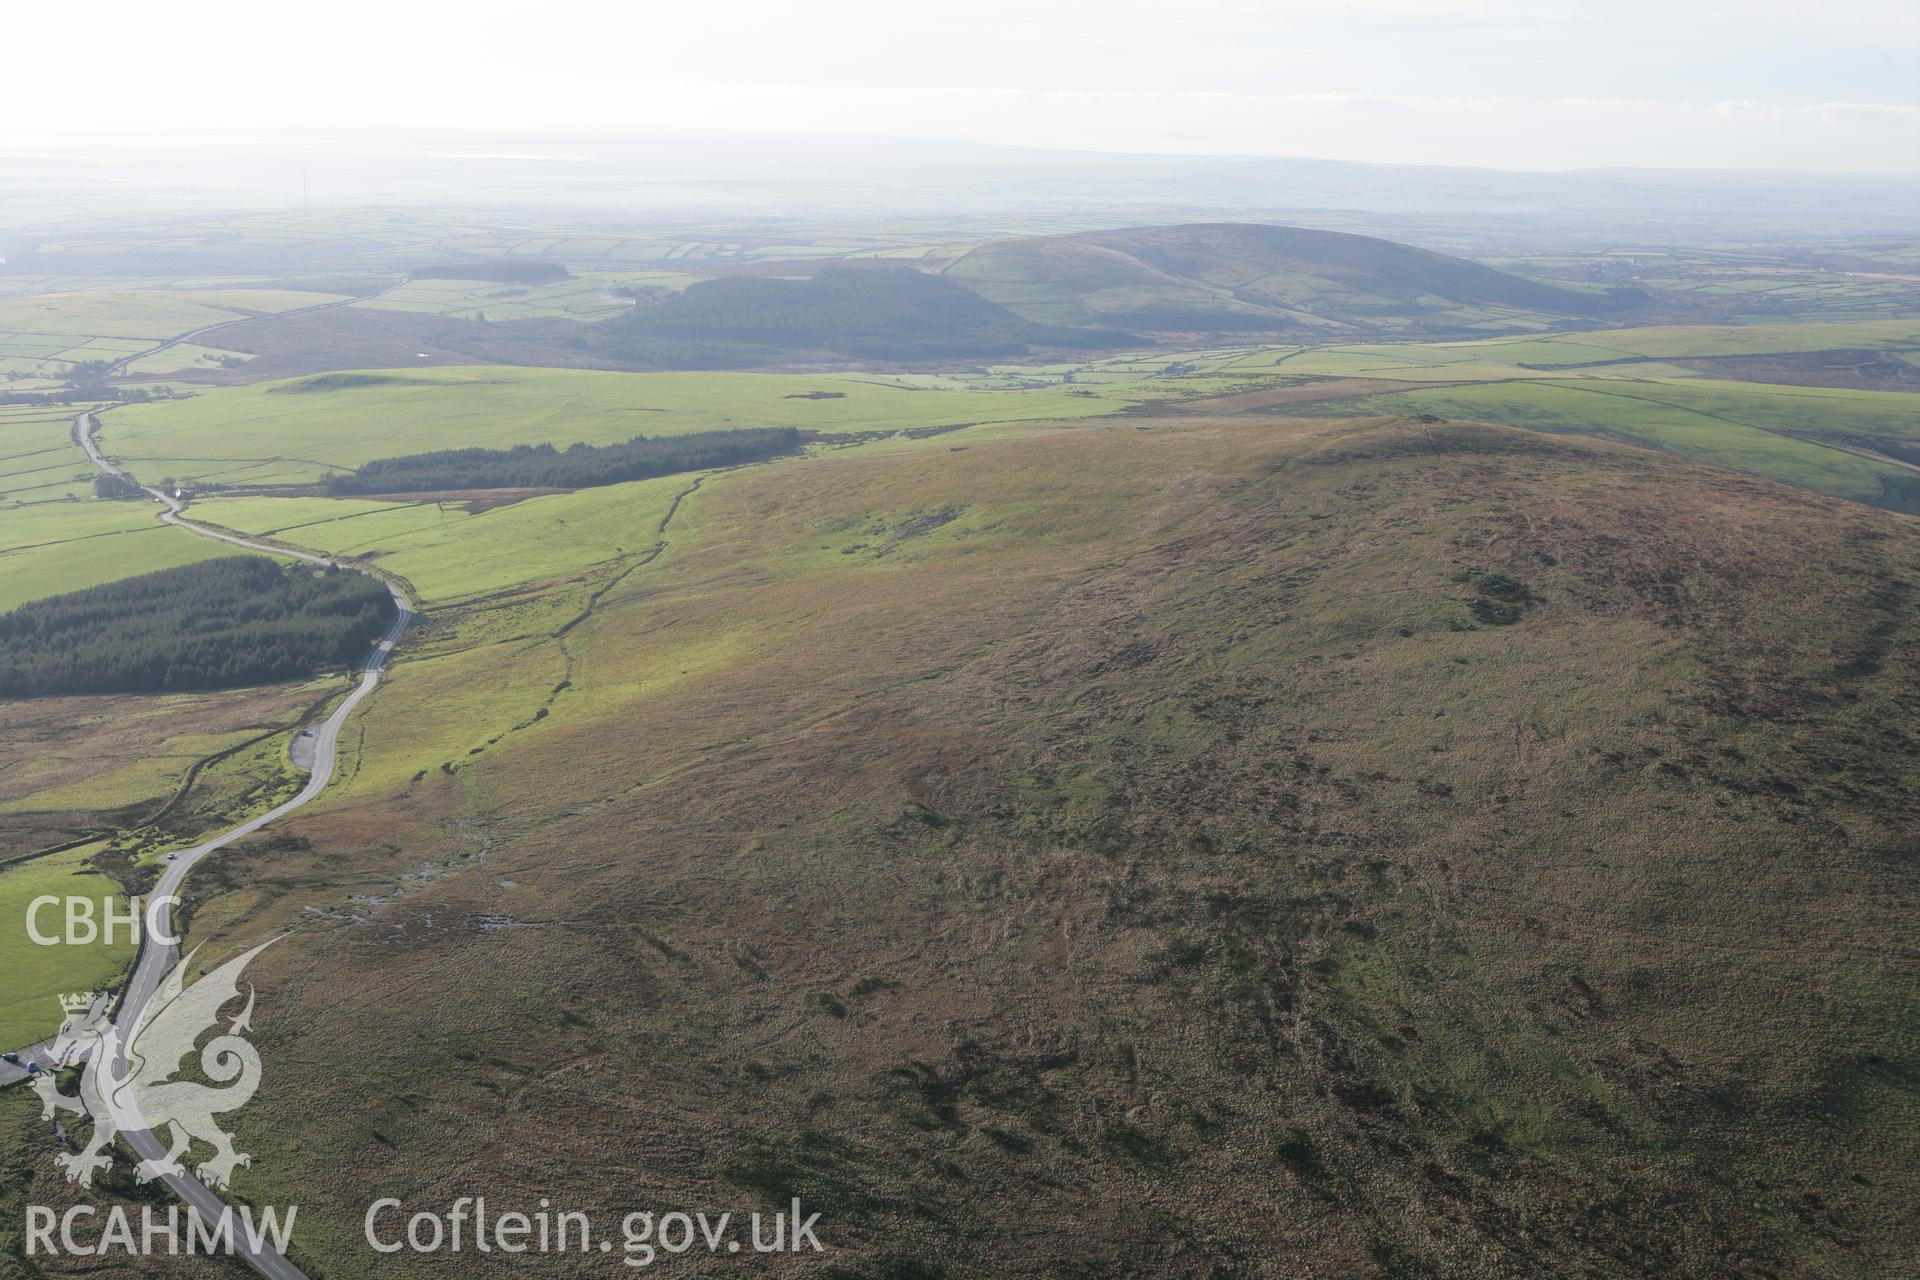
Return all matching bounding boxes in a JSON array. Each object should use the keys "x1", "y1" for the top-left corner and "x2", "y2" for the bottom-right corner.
[
  {"x1": 196, "y1": 473, "x2": 692, "y2": 603},
  {"x1": 1179, "y1": 320, "x2": 1920, "y2": 381},
  {"x1": 0, "y1": 409, "x2": 241, "y2": 610},
  {"x1": 0, "y1": 288, "x2": 344, "y2": 380},
  {"x1": 119, "y1": 342, "x2": 256, "y2": 377},
  {"x1": 0, "y1": 504, "x2": 239, "y2": 613},
  {"x1": 0, "y1": 336, "x2": 147, "y2": 375},
  {"x1": 0, "y1": 842, "x2": 135, "y2": 1050},
  {"x1": 0, "y1": 289, "x2": 343, "y2": 340},
  {"x1": 0, "y1": 406, "x2": 88, "y2": 445},
  {"x1": 1466, "y1": 320, "x2": 1920, "y2": 366},
  {"x1": 924, "y1": 322, "x2": 1920, "y2": 511},
  {"x1": 100, "y1": 365, "x2": 1138, "y2": 486},
  {"x1": 0, "y1": 446, "x2": 92, "y2": 504},
  {"x1": 0, "y1": 274, "x2": 300, "y2": 297},
  {"x1": 1833, "y1": 242, "x2": 1920, "y2": 269}
]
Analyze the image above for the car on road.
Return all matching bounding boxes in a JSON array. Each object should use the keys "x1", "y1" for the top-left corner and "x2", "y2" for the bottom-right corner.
[{"x1": 1, "y1": 1053, "x2": 20, "y2": 1067}]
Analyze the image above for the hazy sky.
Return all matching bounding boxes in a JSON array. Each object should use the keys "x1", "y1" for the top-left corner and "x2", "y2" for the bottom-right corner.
[{"x1": 9, "y1": 0, "x2": 1918, "y2": 171}]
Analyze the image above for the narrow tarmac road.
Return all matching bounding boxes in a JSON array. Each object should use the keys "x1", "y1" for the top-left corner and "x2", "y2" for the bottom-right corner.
[{"x1": 0, "y1": 411, "x2": 413, "y2": 1279}]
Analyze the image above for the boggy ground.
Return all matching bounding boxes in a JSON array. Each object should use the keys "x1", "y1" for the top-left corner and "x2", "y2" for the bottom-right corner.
[{"x1": 7, "y1": 415, "x2": 1916, "y2": 1278}]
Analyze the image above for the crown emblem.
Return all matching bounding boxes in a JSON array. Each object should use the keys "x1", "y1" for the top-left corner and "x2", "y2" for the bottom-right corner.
[{"x1": 60, "y1": 992, "x2": 98, "y2": 1012}]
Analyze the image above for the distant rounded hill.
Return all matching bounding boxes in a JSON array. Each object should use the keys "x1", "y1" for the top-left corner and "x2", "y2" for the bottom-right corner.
[
  {"x1": 576, "y1": 223, "x2": 1650, "y2": 369},
  {"x1": 591, "y1": 265, "x2": 1129, "y2": 366},
  {"x1": 943, "y1": 222, "x2": 1649, "y2": 335}
]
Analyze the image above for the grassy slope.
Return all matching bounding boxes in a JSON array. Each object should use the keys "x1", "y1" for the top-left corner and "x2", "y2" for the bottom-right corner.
[
  {"x1": 122, "y1": 416, "x2": 1917, "y2": 1279},
  {"x1": 100, "y1": 366, "x2": 1130, "y2": 485}
]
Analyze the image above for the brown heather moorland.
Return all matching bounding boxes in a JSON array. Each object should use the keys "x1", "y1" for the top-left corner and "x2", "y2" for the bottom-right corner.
[
  {"x1": 5, "y1": 415, "x2": 1917, "y2": 1278},
  {"x1": 0, "y1": 679, "x2": 338, "y2": 865}
]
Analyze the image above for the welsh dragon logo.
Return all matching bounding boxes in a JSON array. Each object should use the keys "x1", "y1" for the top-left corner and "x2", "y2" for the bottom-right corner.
[{"x1": 34, "y1": 940, "x2": 276, "y2": 1190}]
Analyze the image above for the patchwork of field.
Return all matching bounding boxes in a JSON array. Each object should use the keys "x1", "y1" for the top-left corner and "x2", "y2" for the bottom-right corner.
[
  {"x1": 0, "y1": 408, "x2": 245, "y2": 611},
  {"x1": 1488, "y1": 244, "x2": 1920, "y2": 322},
  {"x1": 11, "y1": 206, "x2": 1056, "y2": 276},
  {"x1": 1153, "y1": 318, "x2": 1920, "y2": 377},
  {"x1": 1651, "y1": 268, "x2": 1920, "y2": 322},
  {"x1": 0, "y1": 405, "x2": 93, "y2": 504},
  {"x1": 1457, "y1": 320, "x2": 1920, "y2": 366},
  {"x1": 98, "y1": 365, "x2": 1138, "y2": 486},
  {"x1": 0, "y1": 274, "x2": 299, "y2": 297},
  {"x1": 354, "y1": 271, "x2": 693, "y2": 322},
  {"x1": 0, "y1": 288, "x2": 344, "y2": 380},
  {"x1": 85, "y1": 311, "x2": 1920, "y2": 521},
  {"x1": 13, "y1": 208, "x2": 484, "y2": 274}
]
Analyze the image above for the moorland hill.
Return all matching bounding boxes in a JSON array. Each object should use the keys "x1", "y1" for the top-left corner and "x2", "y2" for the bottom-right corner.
[{"x1": 946, "y1": 222, "x2": 1649, "y2": 334}]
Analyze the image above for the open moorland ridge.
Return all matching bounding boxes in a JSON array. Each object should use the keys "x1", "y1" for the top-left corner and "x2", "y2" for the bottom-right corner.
[
  {"x1": 2, "y1": 189, "x2": 1919, "y2": 1279},
  {"x1": 5, "y1": 413, "x2": 1914, "y2": 1278}
]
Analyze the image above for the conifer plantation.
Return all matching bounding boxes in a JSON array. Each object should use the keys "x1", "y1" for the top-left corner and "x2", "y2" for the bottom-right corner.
[
  {"x1": 0, "y1": 556, "x2": 396, "y2": 696},
  {"x1": 320, "y1": 426, "x2": 797, "y2": 495}
]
